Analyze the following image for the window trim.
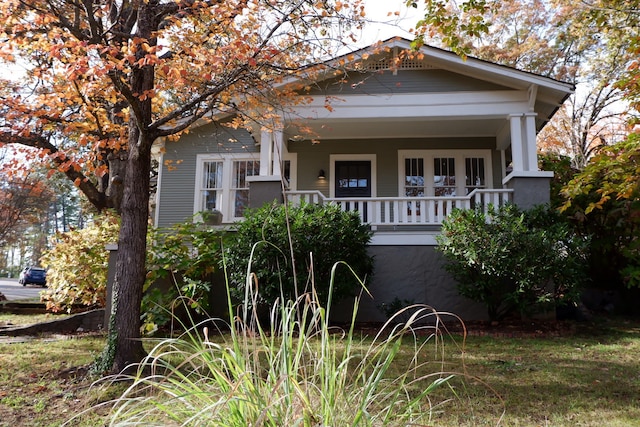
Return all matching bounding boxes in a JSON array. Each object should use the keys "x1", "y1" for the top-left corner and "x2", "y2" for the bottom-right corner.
[
  {"x1": 195, "y1": 152, "x2": 297, "y2": 222},
  {"x1": 397, "y1": 150, "x2": 493, "y2": 197},
  {"x1": 195, "y1": 153, "x2": 260, "y2": 222}
]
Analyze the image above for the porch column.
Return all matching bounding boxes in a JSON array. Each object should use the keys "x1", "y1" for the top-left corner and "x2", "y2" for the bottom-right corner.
[
  {"x1": 259, "y1": 129, "x2": 273, "y2": 175},
  {"x1": 259, "y1": 128, "x2": 284, "y2": 177},
  {"x1": 251, "y1": 128, "x2": 284, "y2": 208},
  {"x1": 525, "y1": 113, "x2": 538, "y2": 171},
  {"x1": 272, "y1": 129, "x2": 283, "y2": 176},
  {"x1": 509, "y1": 114, "x2": 525, "y2": 172},
  {"x1": 504, "y1": 113, "x2": 552, "y2": 209},
  {"x1": 509, "y1": 113, "x2": 538, "y2": 172}
]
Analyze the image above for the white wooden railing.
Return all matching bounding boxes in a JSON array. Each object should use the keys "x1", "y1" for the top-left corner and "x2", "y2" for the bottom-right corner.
[{"x1": 285, "y1": 189, "x2": 513, "y2": 226}]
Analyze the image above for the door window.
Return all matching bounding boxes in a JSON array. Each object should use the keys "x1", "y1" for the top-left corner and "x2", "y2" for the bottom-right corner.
[{"x1": 335, "y1": 161, "x2": 371, "y2": 198}]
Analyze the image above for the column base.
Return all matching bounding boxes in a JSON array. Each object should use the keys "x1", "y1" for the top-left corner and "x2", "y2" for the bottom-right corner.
[{"x1": 502, "y1": 171, "x2": 553, "y2": 210}]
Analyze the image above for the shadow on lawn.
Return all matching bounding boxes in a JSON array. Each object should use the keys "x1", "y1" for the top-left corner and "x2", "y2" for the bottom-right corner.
[{"x1": 448, "y1": 317, "x2": 640, "y2": 425}]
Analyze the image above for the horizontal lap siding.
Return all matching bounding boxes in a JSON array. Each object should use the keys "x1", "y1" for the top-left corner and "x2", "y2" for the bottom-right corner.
[
  {"x1": 306, "y1": 69, "x2": 511, "y2": 96},
  {"x1": 156, "y1": 122, "x2": 257, "y2": 228},
  {"x1": 289, "y1": 137, "x2": 496, "y2": 197}
]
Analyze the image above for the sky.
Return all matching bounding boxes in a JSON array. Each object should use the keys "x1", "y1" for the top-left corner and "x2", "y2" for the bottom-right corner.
[
  {"x1": 362, "y1": 0, "x2": 421, "y2": 44},
  {"x1": 0, "y1": 1, "x2": 419, "y2": 76}
]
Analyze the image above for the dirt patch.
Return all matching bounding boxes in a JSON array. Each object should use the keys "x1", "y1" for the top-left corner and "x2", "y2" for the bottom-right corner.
[
  {"x1": 347, "y1": 318, "x2": 578, "y2": 339},
  {"x1": 444, "y1": 319, "x2": 577, "y2": 338}
]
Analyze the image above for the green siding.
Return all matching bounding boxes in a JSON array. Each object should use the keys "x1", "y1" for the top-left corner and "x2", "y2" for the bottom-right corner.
[
  {"x1": 306, "y1": 69, "x2": 510, "y2": 96},
  {"x1": 289, "y1": 137, "x2": 497, "y2": 197},
  {"x1": 156, "y1": 121, "x2": 257, "y2": 227}
]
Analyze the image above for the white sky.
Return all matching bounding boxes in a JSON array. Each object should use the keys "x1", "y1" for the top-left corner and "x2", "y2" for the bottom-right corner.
[
  {"x1": 362, "y1": 0, "x2": 421, "y2": 44},
  {"x1": 0, "y1": 1, "x2": 418, "y2": 78}
]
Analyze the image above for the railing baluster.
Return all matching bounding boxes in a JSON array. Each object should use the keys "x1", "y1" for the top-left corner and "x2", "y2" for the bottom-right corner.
[{"x1": 284, "y1": 189, "x2": 514, "y2": 227}]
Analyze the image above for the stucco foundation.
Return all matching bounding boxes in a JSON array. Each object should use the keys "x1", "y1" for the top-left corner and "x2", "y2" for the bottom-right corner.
[{"x1": 331, "y1": 245, "x2": 488, "y2": 323}]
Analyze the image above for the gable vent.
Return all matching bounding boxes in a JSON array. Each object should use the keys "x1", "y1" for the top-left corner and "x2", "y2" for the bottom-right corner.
[{"x1": 363, "y1": 58, "x2": 436, "y2": 71}]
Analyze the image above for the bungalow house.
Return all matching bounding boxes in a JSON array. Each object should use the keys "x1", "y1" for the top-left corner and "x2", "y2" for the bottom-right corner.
[{"x1": 153, "y1": 37, "x2": 574, "y2": 321}]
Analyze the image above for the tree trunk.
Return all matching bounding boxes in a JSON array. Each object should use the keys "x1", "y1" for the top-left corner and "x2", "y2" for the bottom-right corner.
[
  {"x1": 110, "y1": 126, "x2": 152, "y2": 373},
  {"x1": 108, "y1": 2, "x2": 157, "y2": 373}
]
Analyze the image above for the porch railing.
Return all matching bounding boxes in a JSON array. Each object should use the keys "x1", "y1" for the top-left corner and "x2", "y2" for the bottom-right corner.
[{"x1": 285, "y1": 189, "x2": 513, "y2": 226}]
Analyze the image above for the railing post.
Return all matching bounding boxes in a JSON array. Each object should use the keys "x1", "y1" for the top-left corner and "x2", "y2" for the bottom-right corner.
[{"x1": 104, "y1": 243, "x2": 118, "y2": 332}]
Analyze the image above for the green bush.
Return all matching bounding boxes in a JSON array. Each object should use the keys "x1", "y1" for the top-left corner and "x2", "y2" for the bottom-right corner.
[
  {"x1": 143, "y1": 218, "x2": 228, "y2": 334},
  {"x1": 561, "y1": 137, "x2": 640, "y2": 289},
  {"x1": 538, "y1": 152, "x2": 578, "y2": 210},
  {"x1": 224, "y1": 202, "x2": 374, "y2": 307},
  {"x1": 436, "y1": 204, "x2": 588, "y2": 321},
  {"x1": 40, "y1": 212, "x2": 120, "y2": 312}
]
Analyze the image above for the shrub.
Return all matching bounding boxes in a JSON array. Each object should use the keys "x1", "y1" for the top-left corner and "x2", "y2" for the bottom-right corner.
[
  {"x1": 41, "y1": 211, "x2": 120, "y2": 312},
  {"x1": 143, "y1": 218, "x2": 228, "y2": 334},
  {"x1": 224, "y1": 202, "x2": 374, "y2": 307},
  {"x1": 538, "y1": 152, "x2": 578, "y2": 210},
  {"x1": 436, "y1": 204, "x2": 589, "y2": 321},
  {"x1": 561, "y1": 137, "x2": 640, "y2": 289}
]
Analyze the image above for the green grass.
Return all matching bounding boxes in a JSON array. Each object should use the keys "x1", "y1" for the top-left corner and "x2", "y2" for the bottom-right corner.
[
  {"x1": 0, "y1": 315, "x2": 639, "y2": 426},
  {"x1": 0, "y1": 334, "x2": 108, "y2": 427},
  {"x1": 428, "y1": 317, "x2": 640, "y2": 426},
  {"x1": 0, "y1": 312, "x2": 71, "y2": 326}
]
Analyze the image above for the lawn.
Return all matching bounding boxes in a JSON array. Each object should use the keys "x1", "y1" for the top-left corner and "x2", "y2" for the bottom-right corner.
[
  {"x1": 0, "y1": 316, "x2": 638, "y2": 426},
  {"x1": 427, "y1": 317, "x2": 640, "y2": 426}
]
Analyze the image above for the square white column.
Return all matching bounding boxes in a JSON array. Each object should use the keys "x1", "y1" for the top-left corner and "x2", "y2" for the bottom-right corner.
[
  {"x1": 260, "y1": 130, "x2": 273, "y2": 176},
  {"x1": 272, "y1": 129, "x2": 283, "y2": 176},
  {"x1": 509, "y1": 114, "x2": 525, "y2": 171},
  {"x1": 525, "y1": 113, "x2": 538, "y2": 171}
]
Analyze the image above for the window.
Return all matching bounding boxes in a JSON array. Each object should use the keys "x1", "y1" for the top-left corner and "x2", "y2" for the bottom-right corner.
[
  {"x1": 232, "y1": 160, "x2": 260, "y2": 217},
  {"x1": 404, "y1": 158, "x2": 424, "y2": 215},
  {"x1": 465, "y1": 157, "x2": 486, "y2": 193},
  {"x1": 399, "y1": 150, "x2": 491, "y2": 198},
  {"x1": 336, "y1": 161, "x2": 371, "y2": 198},
  {"x1": 404, "y1": 158, "x2": 424, "y2": 197},
  {"x1": 195, "y1": 154, "x2": 260, "y2": 221},
  {"x1": 195, "y1": 153, "x2": 296, "y2": 222},
  {"x1": 329, "y1": 154, "x2": 377, "y2": 198},
  {"x1": 202, "y1": 161, "x2": 223, "y2": 211},
  {"x1": 433, "y1": 157, "x2": 456, "y2": 196}
]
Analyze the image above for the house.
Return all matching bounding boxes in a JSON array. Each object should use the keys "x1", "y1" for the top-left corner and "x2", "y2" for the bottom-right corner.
[{"x1": 153, "y1": 37, "x2": 574, "y2": 321}]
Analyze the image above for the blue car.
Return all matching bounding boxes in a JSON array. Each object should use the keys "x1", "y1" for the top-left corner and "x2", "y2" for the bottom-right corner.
[{"x1": 19, "y1": 266, "x2": 47, "y2": 287}]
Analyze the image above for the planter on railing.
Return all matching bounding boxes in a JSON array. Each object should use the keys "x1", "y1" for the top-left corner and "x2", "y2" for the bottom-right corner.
[{"x1": 285, "y1": 189, "x2": 513, "y2": 226}]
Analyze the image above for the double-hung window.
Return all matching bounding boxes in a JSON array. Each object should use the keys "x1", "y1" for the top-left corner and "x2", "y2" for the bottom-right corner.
[
  {"x1": 195, "y1": 153, "x2": 296, "y2": 222},
  {"x1": 195, "y1": 154, "x2": 260, "y2": 222},
  {"x1": 399, "y1": 150, "x2": 492, "y2": 198},
  {"x1": 231, "y1": 160, "x2": 260, "y2": 218}
]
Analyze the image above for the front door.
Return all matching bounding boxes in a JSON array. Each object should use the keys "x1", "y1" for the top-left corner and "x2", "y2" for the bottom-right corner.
[
  {"x1": 335, "y1": 161, "x2": 371, "y2": 221},
  {"x1": 335, "y1": 161, "x2": 371, "y2": 198}
]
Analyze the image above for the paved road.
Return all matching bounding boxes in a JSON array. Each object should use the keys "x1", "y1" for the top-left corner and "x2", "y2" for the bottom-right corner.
[{"x1": 0, "y1": 278, "x2": 45, "y2": 301}]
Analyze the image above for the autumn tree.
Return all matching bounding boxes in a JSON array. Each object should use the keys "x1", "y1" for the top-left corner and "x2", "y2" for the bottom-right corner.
[
  {"x1": 0, "y1": 162, "x2": 53, "y2": 252},
  {"x1": 432, "y1": 0, "x2": 637, "y2": 168},
  {"x1": 0, "y1": 0, "x2": 372, "y2": 373},
  {"x1": 559, "y1": 1, "x2": 640, "y2": 291}
]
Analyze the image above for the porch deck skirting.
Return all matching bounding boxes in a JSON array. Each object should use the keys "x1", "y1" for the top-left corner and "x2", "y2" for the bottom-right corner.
[{"x1": 285, "y1": 189, "x2": 513, "y2": 227}]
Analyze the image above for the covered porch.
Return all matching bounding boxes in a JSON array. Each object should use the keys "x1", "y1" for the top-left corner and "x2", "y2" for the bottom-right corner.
[
  {"x1": 285, "y1": 188, "x2": 513, "y2": 227},
  {"x1": 244, "y1": 39, "x2": 573, "y2": 238}
]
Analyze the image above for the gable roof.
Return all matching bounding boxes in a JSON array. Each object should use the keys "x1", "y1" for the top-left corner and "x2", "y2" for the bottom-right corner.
[
  {"x1": 278, "y1": 37, "x2": 574, "y2": 139},
  {"x1": 312, "y1": 37, "x2": 574, "y2": 101},
  {"x1": 183, "y1": 37, "x2": 574, "y2": 138}
]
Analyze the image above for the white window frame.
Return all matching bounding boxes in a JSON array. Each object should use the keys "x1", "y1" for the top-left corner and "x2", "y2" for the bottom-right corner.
[
  {"x1": 282, "y1": 152, "x2": 298, "y2": 191},
  {"x1": 195, "y1": 153, "x2": 260, "y2": 222},
  {"x1": 329, "y1": 154, "x2": 377, "y2": 198},
  {"x1": 195, "y1": 152, "x2": 297, "y2": 222},
  {"x1": 397, "y1": 150, "x2": 493, "y2": 197}
]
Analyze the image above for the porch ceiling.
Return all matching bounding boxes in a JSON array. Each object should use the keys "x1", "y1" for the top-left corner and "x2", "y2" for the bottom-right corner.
[{"x1": 288, "y1": 116, "x2": 506, "y2": 140}]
